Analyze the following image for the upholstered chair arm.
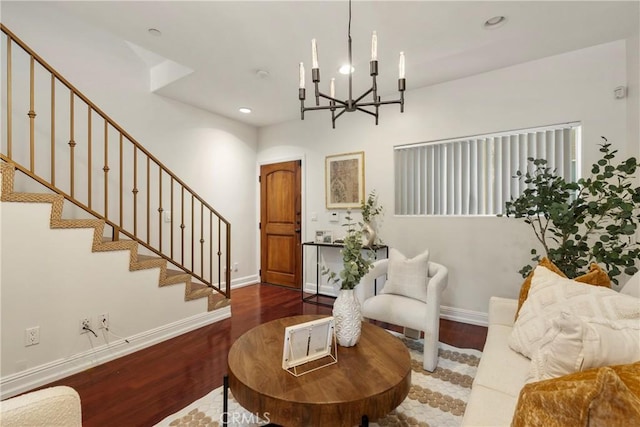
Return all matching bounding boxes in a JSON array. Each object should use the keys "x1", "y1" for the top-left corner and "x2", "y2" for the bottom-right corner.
[
  {"x1": 355, "y1": 258, "x2": 389, "y2": 305},
  {"x1": 0, "y1": 386, "x2": 82, "y2": 427},
  {"x1": 423, "y1": 261, "x2": 448, "y2": 371}
]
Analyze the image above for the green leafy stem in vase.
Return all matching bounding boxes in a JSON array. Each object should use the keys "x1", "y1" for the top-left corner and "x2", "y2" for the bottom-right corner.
[
  {"x1": 321, "y1": 212, "x2": 375, "y2": 290},
  {"x1": 361, "y1": 190, "x2": 383, "y2": 224}
]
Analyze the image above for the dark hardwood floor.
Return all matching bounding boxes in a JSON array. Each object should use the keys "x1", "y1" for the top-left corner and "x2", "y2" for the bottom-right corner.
[{"x1": 42, "y1": 284, "x2": 487, "y2": 426}]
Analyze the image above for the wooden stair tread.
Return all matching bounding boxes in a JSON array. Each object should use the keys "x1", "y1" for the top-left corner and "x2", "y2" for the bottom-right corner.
[
  {"x1": 101, "y1": 237, "x2": 134, "y2": 243},
  {"x1": 166, "y1": 268, "x2": 189, "y2": 277},
  {"x1": 186, "y1": 285, "x2": 212, "y2": 300},
  {"x1": 137, "y1": 254, "x2": 164, "y2": 262}
]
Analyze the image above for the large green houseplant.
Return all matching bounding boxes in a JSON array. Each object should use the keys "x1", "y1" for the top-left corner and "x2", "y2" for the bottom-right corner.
[{"x1": 504, "y1": 138, "x2": 640, "y2": 283}]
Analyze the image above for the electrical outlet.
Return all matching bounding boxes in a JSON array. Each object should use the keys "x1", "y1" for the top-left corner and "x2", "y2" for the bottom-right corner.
[
  {"x1": 164, "y1": 210, "x2": 172, "y2": 223},
  {"x1": 24, "y1": 327, "x2": 40, "y2": 346},
  {"x1": 80, "y1": 317, "x2": 92, "y2": 334},
  {"x1": 98, "y1": 313, "x2": 109, "y2": 329},
  {"x1": 233, "y1": 262, "x2": 239, "y2": 272}
]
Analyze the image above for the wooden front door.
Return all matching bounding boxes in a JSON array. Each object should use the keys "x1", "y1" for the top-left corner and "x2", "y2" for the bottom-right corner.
[{"x1": 260, "y1": 160, "x2": 302, "y2": 288}]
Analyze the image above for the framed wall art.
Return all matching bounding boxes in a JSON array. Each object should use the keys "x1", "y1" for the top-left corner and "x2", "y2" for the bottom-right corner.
[{"x1": 325, "y1": 151, "x2": 365, "y2": 209}]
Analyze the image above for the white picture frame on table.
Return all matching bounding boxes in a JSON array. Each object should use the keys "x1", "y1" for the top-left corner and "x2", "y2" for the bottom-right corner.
[
  {"x1": 282, "y1": 317, "x2": 337, "y2": 376},
  {"x1": 315, "y1": 230, "x2": 333, "y2": 244}
]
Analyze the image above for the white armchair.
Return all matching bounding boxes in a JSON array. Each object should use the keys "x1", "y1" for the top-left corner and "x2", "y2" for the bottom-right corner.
[{"x1": 355, "y1": 257, "x2": 448, "y2": 372}]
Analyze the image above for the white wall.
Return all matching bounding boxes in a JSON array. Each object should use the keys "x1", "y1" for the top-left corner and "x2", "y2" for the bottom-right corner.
[
  {"x1": 1, "y1": 1, "x2": 259, "y2": 283},
  {"x1": 259, "y1": 40, "x2": 638, "y2": 319},
  {"x1": 0, "y1": 199, "x2": 230, "y2": 399}
]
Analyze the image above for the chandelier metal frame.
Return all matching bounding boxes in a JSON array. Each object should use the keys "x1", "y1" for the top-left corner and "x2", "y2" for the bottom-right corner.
[{"x1": 298, "y1": 0, "x2": 406, "y2": 128}]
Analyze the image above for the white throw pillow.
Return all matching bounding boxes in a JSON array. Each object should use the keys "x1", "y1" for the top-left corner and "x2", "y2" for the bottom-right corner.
[
  {"x1": 381, "y1": 248, "x2": 430, "y2": 302},
  {"x1": 508, "y1": 265, "x2": 640, "y2": 359},
  {"x1": 527, "y1": 312, "x2": 640, "y2": 382}
]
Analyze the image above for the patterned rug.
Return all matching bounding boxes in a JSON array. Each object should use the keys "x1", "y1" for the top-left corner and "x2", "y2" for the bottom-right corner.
[{"x1": 156, "y1": 335, "x2": 482, "y2": 427}]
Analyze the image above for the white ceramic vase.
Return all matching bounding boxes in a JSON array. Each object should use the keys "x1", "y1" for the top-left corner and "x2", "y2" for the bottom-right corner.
[
  {"x1": 362, "y1": 222, "x2": 376, "y2": 247},
  {"x1": 332, "y1": 289, "x2": 362, "y2": 347}
]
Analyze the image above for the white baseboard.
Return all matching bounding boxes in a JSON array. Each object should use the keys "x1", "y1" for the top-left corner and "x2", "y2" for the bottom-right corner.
[
  {"x1": 230, "y1": 274, "x2": 260, "y2": 290},
  {"x1": 0, "y1": 307, "x2": 231, "y2": 400},
  {"x1": 303, "y1": 281, "x2": 338, "y2": 297},
  {"x1": 301, "y1": 282, "x2": 488, "y2": 328},
  {"x1": 441, "y1": 305, "x2": 488, "y2": 327}
]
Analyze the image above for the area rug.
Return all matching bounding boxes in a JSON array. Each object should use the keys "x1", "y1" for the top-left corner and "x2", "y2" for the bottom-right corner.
[{"x1": 155, "y1": 335, "x2": 482, "y2": 427}]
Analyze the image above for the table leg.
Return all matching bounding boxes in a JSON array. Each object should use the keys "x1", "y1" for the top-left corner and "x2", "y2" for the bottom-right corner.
[{"x1": 222, "y1": 375, "x2": 229, "y2": 427}]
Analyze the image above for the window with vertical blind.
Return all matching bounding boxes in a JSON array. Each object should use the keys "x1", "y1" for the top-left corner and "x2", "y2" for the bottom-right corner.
[{"x1": 394, "y1": 123, "x2": 581, "y2": 216}]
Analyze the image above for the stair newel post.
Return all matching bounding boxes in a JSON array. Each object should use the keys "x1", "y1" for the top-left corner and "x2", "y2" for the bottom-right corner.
[
  {"x1": 218, "y1": 217, "x2": 224, "y2": 291},
  {"x1": 87, "y1": 105, "x2": 92, "y2": 208},
  {"x1": 180, "y1": 186, "x2": 185, "y2": 266},
  {"x1": 119, "y1": 133, "x2": 124, "y2": 234},
  {"x1": 191, "y1": 194, "x2": 195, "y2": 272},
  {"x1": 132, "y1": 146, "x2": 138, "y2": 236},
  {"x1": 145, "y1": 156, "x2": 150, "y2": 244},
  {"x1": 6, "y1": 35, "x2": 12, "y2": 159},
  {"x1": 210, "y1": 211, "x2": 213, "y2": 287},
  {"x1": 69, "y1": 92, "x2": 75, "y2": 198},
  {"x1": 200, "y1": 203, "x2": 204, "y2": 279},
  {"x1": 50, "y1": 74, "x2": 55, "y2": 186},
  {"x1": 103, "y1": 119, "x2": 109, "y2": 220},
  {"x1": 158, "y1": 167, "x2": 163, "y2": 252},
  {"x1": 225, "y1": 220, "x2": 231, "y2": 297},
  {"x1": 170, "y1": 176, "x2": 174, "y2": 259},
  {"x1": 28, "y1": 56, "x2": 36, "y2": 173}
]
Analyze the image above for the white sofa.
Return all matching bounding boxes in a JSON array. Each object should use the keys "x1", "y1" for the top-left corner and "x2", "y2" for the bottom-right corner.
[
  {"x1": 461, "y1": 272, "x2": 640, "y2": 426},
  {"x1": 0, "y1": 386, "x2": 81, "y2": 427}
]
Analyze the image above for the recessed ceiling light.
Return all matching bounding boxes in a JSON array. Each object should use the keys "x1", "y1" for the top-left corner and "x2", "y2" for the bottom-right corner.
[
  {"x1": 148, "y1": 28, "x2": 162, "y2": 37},
  {"x1": 338, "y1": 64, "x2": 355, "y2": 75},
  {"x1": 239, "y1": 107, "x2": 252, "y2": 114},
  {"x1": 483, "y1": 16, "x2": 507, "y2": 29},
  {"x1": 256, "y1": 70, "x2": 270, "y2": 79}
]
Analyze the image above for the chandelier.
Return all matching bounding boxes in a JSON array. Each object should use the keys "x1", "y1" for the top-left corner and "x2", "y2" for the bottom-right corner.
[{"x1": 298, "y1": 0, "x2": 406, "y2": 128}]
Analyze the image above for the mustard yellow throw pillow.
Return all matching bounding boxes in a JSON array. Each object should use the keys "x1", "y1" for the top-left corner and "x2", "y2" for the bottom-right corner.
[
  {"x1": 512, "y1": 362, "x2": 640, "y2": 427},
  {"x1": 573, "y1": 263, "x2": 612, "y2": 289}
]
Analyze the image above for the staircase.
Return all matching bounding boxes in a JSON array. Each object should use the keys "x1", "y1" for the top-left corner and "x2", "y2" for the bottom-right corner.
[
  {"x1": 1, "y1": 162, "x2": 229, "y2": 311},
  {"x1": 0, "y1": 24, "x2": 231, "y2": 311}
]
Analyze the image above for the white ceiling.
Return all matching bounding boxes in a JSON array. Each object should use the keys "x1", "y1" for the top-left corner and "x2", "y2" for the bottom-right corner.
[{"x1": 51, "y1": 1, "x2": 639, "y2": 128}]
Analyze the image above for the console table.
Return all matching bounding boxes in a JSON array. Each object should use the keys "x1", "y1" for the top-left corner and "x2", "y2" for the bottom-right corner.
[
  {"x1": 301, "y1": 241, "x2": 388, "y2": 306},
  {"x1": 227, "y1": 315, "x2": 411, "y2": 427}
]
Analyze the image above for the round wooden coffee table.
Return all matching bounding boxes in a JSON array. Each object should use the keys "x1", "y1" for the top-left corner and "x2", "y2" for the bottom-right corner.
[{"x1": 227, "y1": 315, "x2": 411, "y2": 427}]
